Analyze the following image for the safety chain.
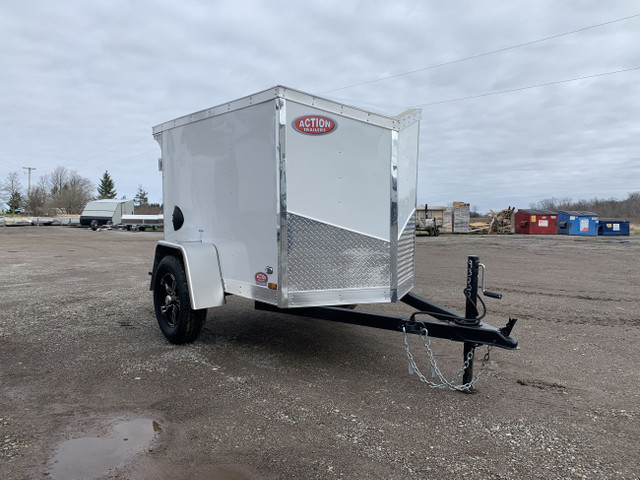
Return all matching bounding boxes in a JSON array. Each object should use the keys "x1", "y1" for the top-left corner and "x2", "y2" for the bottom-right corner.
[{"x1": 402, "y1": 326, "x2": 492, "y2": 392}]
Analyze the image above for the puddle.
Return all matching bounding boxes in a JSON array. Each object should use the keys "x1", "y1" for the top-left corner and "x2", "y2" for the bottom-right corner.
[{"x1": 49, "y1": 418, "x2": 162, "y2": 480}]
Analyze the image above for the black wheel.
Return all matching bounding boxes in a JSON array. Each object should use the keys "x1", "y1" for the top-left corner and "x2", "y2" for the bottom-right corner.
[
  {"x1": 153, "y1": 255, "x2": 206, "y2": 344},
  {"x1": 90, "y1": 219, "x2": 98, "y2": 231}
]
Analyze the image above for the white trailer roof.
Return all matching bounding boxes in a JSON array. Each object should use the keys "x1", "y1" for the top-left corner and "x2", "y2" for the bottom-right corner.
[
  {"x1": 152, "y1": 85, "x2": 420, "y2": 135},
  {"x1": 82, "y1": 199, "x2": 132, "y2": 215}
]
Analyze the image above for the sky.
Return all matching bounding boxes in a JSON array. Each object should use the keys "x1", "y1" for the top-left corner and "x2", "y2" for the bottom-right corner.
[{"x1": 1, "y1": 0, "x2": 639, "y2": 213}]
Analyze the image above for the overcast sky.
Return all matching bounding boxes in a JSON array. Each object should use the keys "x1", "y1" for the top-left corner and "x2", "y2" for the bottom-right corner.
[{"x1": 1, "y1": 0, "x2": 638, "y2": 213}]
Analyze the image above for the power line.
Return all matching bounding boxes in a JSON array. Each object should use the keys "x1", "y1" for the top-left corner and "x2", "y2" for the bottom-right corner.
[
  {"x1": 413, "y1": 66, "x2": 640, "y2": 107},
  {"x1": 83, "y1": 137, "x2": 149, "y2": 159},
  {"x1": 320, "y1": 12, "x2": 640, "y2": 94}
]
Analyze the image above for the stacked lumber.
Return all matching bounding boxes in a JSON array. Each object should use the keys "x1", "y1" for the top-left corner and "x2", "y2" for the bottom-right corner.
[
  {"x1": 469, "y1": 221, "x2": 490, "y2": 233},
  {"x1": 487, "y1": 207, "x2": 515, "y2": 234}
]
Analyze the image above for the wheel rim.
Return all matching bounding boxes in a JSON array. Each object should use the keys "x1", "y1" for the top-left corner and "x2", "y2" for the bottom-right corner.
[{"x1": 159, "y1": 272, "x2": 180, "y2": 328}]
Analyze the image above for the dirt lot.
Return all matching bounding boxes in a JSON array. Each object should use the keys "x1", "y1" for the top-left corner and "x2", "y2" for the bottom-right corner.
[{"x1": 1, "y1": 227, "x2": 639, "y2": 479}]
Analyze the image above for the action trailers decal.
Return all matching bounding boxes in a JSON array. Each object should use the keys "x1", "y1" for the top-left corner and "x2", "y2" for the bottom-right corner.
[{"x1": 292, "y1": 115, "x2": 337, "y2": 135}]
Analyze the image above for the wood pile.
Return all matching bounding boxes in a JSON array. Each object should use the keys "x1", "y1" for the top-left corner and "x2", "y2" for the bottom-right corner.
[
  {"x1": 487, "y1": 207, "x2": 515, "y2": 234},
  {"x1": 469, "y1": 221, "x2": 490, "y2": 233}
]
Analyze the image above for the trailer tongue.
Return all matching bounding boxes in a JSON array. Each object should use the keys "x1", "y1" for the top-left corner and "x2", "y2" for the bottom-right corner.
[
  {"x1": 256, "y1": 254, "x2": 517, "y2": 392},
  {"x1": 150, "y1": 86, "x2": 517, "y2": 392}
]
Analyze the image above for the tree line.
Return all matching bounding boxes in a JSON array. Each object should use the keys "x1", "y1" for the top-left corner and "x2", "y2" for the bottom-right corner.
[
  {"x1": 530, "y1": 192, "x2": 640, "y2": 218},
  {"x1": 0, "y1": 167, "x2": 151, "y2": 215}
]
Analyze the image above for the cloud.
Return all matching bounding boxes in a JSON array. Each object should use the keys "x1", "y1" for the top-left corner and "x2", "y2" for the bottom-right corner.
[{"x1": 0, "y1": 0, "x2": 638, "y2": 212}]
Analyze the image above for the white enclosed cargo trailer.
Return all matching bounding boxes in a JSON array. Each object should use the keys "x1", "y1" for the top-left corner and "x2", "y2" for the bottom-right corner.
[
  {"x1": 151, "y1": 86, "x2": 420, "y2": 311},
  {"x1": 80, "y1": 199, "x2": 134, "y2": 228},
  {"x1": 149, "y1": 86, "x2": 517, "y2": 391}
]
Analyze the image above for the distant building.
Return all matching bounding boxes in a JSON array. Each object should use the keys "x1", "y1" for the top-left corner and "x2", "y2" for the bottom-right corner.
[{"x1": 415, "y1": 205, "x2": 445, "y2": 228}]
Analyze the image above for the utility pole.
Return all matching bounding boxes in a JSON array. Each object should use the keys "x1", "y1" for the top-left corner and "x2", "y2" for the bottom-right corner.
[{"x1": 23, "y1": 166, "x2": 36, "y2": 194}]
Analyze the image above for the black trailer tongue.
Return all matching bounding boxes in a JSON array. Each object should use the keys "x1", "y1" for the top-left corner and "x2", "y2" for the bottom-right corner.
[{"x1": 256, "y1": 255, "x2": 518, "y2": 392}]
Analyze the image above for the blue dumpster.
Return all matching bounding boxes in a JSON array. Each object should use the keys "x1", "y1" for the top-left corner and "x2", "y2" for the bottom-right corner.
[
  {"x1": 598, "y1": 220, "x2": 630, "y2": 236},
  {"x1": 557, "y1": 211, "x2": 599, "y2": 236}
]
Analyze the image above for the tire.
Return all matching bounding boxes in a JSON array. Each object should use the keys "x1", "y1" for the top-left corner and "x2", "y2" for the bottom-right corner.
[{"x1": 153, "y1": 255, "x2": 206, "y2": 344}]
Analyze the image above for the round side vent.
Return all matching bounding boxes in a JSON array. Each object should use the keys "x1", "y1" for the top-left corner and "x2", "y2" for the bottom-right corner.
[{"x1": 172, "y1": 206, "x2": 184, "y2": 231}]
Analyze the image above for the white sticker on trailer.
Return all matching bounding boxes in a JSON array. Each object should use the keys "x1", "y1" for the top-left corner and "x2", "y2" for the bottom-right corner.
[{"x1": 538, "y1": 219, "x2": 548, "y2": 227}]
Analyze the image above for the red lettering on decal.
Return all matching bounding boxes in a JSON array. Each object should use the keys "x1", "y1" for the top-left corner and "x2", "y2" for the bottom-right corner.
[{"x1": 292, "y1": 115, "x2": 337, "y2": 135}]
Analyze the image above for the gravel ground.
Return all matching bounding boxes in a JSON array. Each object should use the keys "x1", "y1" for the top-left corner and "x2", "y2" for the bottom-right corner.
[{"x1": 1, "y1": 227, "x2": 639, "y2": 479}]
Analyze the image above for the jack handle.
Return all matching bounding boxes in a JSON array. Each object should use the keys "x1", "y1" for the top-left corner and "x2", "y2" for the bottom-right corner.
[{"x1": 478, "y1": 263, "x2": 502, "y2": 299}]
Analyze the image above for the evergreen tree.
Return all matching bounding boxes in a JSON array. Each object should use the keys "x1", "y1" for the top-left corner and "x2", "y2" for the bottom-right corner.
[
  {"x1": 1, "y1": 171, "x2": 24, "y2": 212},
  {"x1": 134, "y1": 184, "x2": 149, "y2": 207},
  {"x1": 8, "y1": 191, "x2": 23, "y2": 213},
  {"x1": 97, "y1": 171, "x2": 117, "y2": 199}
]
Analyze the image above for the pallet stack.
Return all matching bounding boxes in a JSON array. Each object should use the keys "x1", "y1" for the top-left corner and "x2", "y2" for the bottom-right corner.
[
  {"x1": 453, "y1": 202, "x2": 470, "y2": 233},
  {"x1": 442, "y1": 207, "x2": 453, "y2": 233}
]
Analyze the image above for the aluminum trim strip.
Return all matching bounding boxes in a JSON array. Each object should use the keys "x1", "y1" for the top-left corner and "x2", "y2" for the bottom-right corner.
[
  {"x1": 277, "y1": 98, "x2": 289, "y2": 307},
  {"x1": 389, "y1": 130, "x2": 399, "y2": 302},
  {"x1": 153, "y1": 87, "x2": 281, "y2": 134},
  {"x1": 285, "y1": 287, "x2": 393, "y2": 308},
  {"x1": 153, "y1": 86, "x2": 422, "y2": 134}
]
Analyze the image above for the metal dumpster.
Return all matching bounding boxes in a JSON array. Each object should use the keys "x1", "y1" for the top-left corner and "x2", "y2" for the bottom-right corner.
[{"x1": 598, "y1": 220, "x2": 630, "y2": 236}]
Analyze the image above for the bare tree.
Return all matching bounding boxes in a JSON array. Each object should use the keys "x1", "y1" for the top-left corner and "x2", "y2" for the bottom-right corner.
[
  {"x1": 531, "y1": 192, "x2": 640, "y2": 218},
  {"x1": 48, "y1": 166, "x2": 94, "y2": 214},
  {"x1": 49, "y1": 166, "x2": 68, "y2": 197},
  {"x1": 59, "y1": 171, "x2": 93, "y2": 214},
  {"x1": 26, "y1": 176, "x2": 50, "y2": 216}
]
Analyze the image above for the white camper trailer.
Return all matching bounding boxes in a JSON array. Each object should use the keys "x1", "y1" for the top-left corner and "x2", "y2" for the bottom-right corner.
[
  {"x1": 149, "y1": 86, "x2": 517, "y2": 390},
  {"x1": 80, "y1": 199, "x2": 134, "y2": 228}
]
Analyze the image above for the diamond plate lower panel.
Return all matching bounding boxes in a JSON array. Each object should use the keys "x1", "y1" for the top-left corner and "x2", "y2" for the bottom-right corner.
[{"x1": 286, "y1": 214, "x2": 391, "y2": 292}]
